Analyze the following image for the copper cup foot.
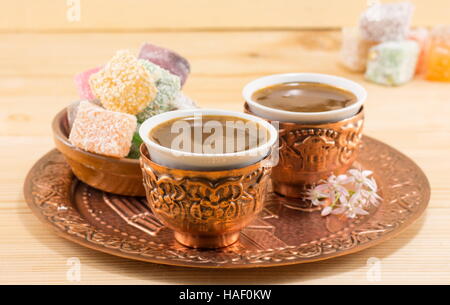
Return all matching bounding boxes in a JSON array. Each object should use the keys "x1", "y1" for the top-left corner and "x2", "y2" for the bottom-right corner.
[
  {"x1": 174, "y1": 231, "x2": 240, "y2": 249},
  {"x1": 274, "y1": 182, "x2": 309, "y2": 199}
]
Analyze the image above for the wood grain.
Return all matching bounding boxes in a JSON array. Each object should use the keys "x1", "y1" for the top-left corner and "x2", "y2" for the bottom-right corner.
[
  {"x1": 0, "y1": 30, "x2": 449, "y2": 284},
  {"x1": 1, "y1": 0, "x2": 450, "y2": 32}
]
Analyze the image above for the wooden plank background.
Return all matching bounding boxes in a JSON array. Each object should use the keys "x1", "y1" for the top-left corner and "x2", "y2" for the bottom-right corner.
[
  {"x1": 1, "y1": 1, "x2": 450, "y2": 284},
  {"x1": 1, "y1": 0, "x2": 449, "y2": 32}
]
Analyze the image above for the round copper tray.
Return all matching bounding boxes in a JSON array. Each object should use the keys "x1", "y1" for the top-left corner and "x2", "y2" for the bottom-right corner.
[{"x1": 24, "y1": 136, "x2": 430, "y2": 268}]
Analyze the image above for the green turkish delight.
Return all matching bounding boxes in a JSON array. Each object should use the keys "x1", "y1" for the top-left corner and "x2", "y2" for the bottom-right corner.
[
  {"x1": 136, "y1": 59, "x2": 181, "y2": 123},
  {"x1": 365, "y1": 40, "x2": 419, "y2": 86}
]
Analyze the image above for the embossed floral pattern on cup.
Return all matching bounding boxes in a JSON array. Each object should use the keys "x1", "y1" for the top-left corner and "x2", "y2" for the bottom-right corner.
[{"x1": 140, "y1": 145, "x2": 272, "y2": 249}]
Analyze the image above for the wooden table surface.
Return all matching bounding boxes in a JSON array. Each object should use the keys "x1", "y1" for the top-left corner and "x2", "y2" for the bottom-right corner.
[{"x1": 0, "y1": 30, "x2": 449, "y2": 284}]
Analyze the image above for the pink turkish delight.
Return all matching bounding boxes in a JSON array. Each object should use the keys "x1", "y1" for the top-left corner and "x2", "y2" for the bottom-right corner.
[
  {"x1": 74, "y1": 67, "x2": 101, "y2": 100},
  {"x1": 359, "y1": 2, "x2": 414, "y2": 42},
  {"x1": 138, "y1": 43, "x2": 190, "y2": 86}
]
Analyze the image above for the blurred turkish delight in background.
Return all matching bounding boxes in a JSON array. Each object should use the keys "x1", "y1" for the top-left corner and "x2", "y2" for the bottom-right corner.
[
  {"x1": 339, "y1": 1, "x2": 450, "y2": 85},
  {"x1": 365, "y1": 40, "x2": 419, "y2": 86},
  {"x1": 340, "y1": 27, "x2": 377, "y2": 72},
  {"x1": 425, "y1": 26, "x2": 450, "y2": 82}
]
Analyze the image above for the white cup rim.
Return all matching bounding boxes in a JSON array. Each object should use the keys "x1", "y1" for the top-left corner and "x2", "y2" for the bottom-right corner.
[
  {"x1": 242, "y1": 73, "x2": 367, "y2": 122},
  {"x1": 139, "y1": 108, "x2": 278, "y2": 158}
]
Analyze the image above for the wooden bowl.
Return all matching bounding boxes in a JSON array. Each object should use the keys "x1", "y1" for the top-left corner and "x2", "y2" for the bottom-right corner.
[{"x1": 52, "y1": 108, "x2": 145, "y2": 196}]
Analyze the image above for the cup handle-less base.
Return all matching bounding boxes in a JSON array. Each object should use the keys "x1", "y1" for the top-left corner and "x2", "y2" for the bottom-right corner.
[
  {"x1": 174, "y1": 231, "x2": 240, "y2": 249},
  {"x1": 274, "y1": 182, "x2": 309, "y2": 198}
]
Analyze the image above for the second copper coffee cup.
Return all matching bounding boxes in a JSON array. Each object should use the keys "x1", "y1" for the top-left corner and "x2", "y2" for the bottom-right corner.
[{"x1": 243, "y1": 73, "x2": 366, "y2": 198}]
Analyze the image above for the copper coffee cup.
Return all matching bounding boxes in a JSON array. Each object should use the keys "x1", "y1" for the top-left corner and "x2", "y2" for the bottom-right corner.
[
  {"x1": 245, "y1": 103, "x2": 363, "y2": 197},
  {"x1": 140, "y1": 145, "x2": 272, "y2": 249},
  {"x1": 243, "y1": 73, "x2": 367, "y2": 198}
]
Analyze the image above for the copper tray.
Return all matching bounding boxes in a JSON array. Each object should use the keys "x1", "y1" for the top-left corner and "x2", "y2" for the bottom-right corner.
[{"x1": 24, "y1": 136, "x2": 430, "y2": 268}]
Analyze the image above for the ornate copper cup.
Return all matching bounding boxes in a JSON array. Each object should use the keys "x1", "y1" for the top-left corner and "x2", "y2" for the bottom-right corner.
[
  {"x1": 140, "y1": 145, "x2": 272, "y2": 249},
  {"x1": 245, "y1": 103, "x2": 364, "y2": 198}
]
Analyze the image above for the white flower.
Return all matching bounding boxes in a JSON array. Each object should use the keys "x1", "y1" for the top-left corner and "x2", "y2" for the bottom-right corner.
[
  {"x1": 331, "y1": 206, "x2": 346, "y2": 215},
  {"x1": 345, "y1": 205, "x2": 369, "y2": 218},
  {"x1": 336, "y1": 174, "x2": 355, "y2": 185},
  {"x1": 307, "y1": 184, "x2": 329, "y2": 206},
  {"x1": 349, "y1": 169, "x2": 376, "y2": 191},
  {"x1": 361, "y1": 188, "x2": 381, "y2": 206},
  {"x1": 324, "y1": 175, "x2": 350, "y2": 201},
  {"x1": 334, "y1": 194, "x2": 368, "y2": 218},
  {"x1": 321, "y1": 206, "x2": 333, "y2": 216},
  {"x1": 368, "y1": 177, "x2": 378, "y2": 192},
  {"x1": 327, "y1": 174, "x2": 353, "y2": 189},
  {"x1": 308, "y1": 168, "x2": 382, "y2": 219}
]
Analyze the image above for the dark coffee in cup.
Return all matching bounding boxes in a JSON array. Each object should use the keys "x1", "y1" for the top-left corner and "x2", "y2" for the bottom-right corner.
[
  {"x1": 149, "y1": 115, "x2": 269, "y2": 154},
  {"x1": 251, "y1": 82, "x2": 357, "y2": 113}
]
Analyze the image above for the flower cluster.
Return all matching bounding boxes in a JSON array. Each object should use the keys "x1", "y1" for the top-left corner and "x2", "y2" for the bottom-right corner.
[{"x1": 307, "y1": 169, "x2": 381, "y2": 218}]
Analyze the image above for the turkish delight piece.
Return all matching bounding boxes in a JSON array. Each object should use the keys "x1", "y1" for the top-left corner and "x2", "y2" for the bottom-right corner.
[
  {"x1": 136, "y1": 59, "x2": 181, "y2": 123},
  {"x1": 340, "y1": 27, "x2": 376, "y2": 72},
  {"x1": 90, "y1": 50, "x2": 158, "y2": 115},
  {"x1": 67, "y1": 99, "x2": 102, "y2": 130},
  {"x1": 359, "y1": 2, "x2": 414, "y2": 42},
  {"x1": 69, "y1": 100, "x2": 137, "y2": 158},
  {"x1": 138, "y1": 43, "x2": 190, "y2": 86},
  {"x1": 170, "y1": 92, "x2": 198, "y2": 110},
  {"x1": 74, "y1": 67, "x2": 101, "y2": 100},
  {"x1": 425, "y1": 26, "x2": 450, "y2": 82},
  {"x1": 365, "y1": 40, "x2": 419, "y2": 86},
  {"x1": 408, "y1": 27, "x2": 430, "y2": 74}
]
